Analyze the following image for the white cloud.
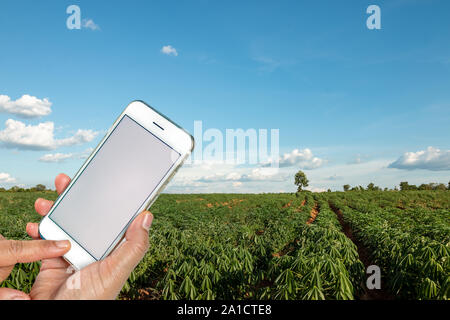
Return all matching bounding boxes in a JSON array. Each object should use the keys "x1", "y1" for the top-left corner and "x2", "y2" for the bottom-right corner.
[
  {"x1": 79, "y1": 147, "x2": 94, "y2": 159},
  {"x1": 307, "y1": 187, "x2": 327, "y2": 193},
  {"x1": 0, "y1": 119, "x2": 98, "y2": 151},
  {"x1": 39, "y1": 153, "x2": 74, "y2": 163},
  {"x1": 39, "y1": 148, "x2": 94, "y2": 163},
  {"x1": 166, "y1": 151, "x2": 450, "y2": 193},
  {"x1": 348, "y1": 155, "x2": 363, "y2": 164},
  {"x1": 264, "y1": 148, "x2": 326, "y2": 169},
  {"x1": 196, "y1": 168, "x2": 285, "y2": 183},
  {"x1": 326, "y1": 174, "x2": 343, "y2": 181},
  {"x1": 0, "y1": 173, "x2": 16, "y2": 184},
  {"x1": 0, "y1": 94, "x2": 52, "y2": 118},
  {"x1": 82, "y1": 19, "x2": 100, "y2": 31},
  {"x1": 164, "y1": 159, "x2": 297, "y2": 193},
  {"x1": 161, "y1": 45, "x2": 178, "y2": 56},
  {"x1": 388, "y1": 147, "x2": 450, "y2": 171}
]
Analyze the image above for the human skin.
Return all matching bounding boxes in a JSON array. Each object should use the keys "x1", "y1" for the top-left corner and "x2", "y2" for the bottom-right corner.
[
  {"x1": 0, "y1": 235, "x2": 71, "y2": 300},
  {"x1": 4, "y1": 173, "x2": 153, "y2": 300}
]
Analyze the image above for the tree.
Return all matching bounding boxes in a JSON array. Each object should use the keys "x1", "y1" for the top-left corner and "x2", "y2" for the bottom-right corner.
[
  {"x1": 367, "y1": 183, "x2": 375, "y2": 191},
  {"x1": 433, "y1": 183, "x2": 447, "y2": 191},
  {"x1": 35, "y1": 184, "x2": 46, "y2": 191},
  {"x1": 399, "y1": 182, "x2": 409, "y2": 191},
  {"x1": 343, "y1": 184, "x2": 350, "y2": 192},
  {"x1": 448, "y1": 181, "x2": 450, "y2": 190},
  {"x1": 294, "y1": 170, "x2": 309, "y2": 192},
  {"x1": 418, "y1": 183, "x2": 432, "y2": 191}
]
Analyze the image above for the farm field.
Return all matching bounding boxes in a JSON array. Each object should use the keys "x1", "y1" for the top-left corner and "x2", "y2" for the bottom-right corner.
[{"x1": 0, "y1": 190, "x2": 449, "y2": 300}]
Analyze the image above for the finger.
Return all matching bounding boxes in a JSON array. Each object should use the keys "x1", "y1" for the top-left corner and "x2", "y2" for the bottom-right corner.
[
  {"x1": 55, "y1": 173, "x2": 71, "y2": 195},
  {"x1": 109, "y1": 211, "x2": 152, "y2": 270},
  {"x1": 0, "y1": 265, "x2": 14, "y2": 282},
  {"x1": 26, "y1": 223, "x2": 40, "y2": 240},
  {"x1": 92, "y1": 212, "x2": 153, "y2": 299},
  {"x1": 25, "y1": 224, "x2": 70, "y2": 270},
  {"x1": 0, "y1": 240, "x2": 71, "y2": 266},
  {"x1": 34, "y1": 198, "x2": 54, "y2": 217},
  {"x1": 0, "y1": 235, "x2": 13, "y2": 282},
  {"x1": 0, "y1": 288, "x2": 30, "y2": 300},
  {"x1": 40, "y1": 256, "x2": 70, "y2": 271}
]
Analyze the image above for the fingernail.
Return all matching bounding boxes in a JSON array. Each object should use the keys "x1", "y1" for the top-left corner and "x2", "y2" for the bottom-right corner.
[
  {"x1": 142, "y1": 213, "x2": 153, "y2": 231},
  {"x1": 55, "y1": 240, "x2": 71, "y2": 249}
]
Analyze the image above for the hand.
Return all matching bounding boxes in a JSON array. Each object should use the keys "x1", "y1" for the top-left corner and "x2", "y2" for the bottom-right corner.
[
  {"x1": 0, "y1": 235, "x2": 70, "y2": 300},
  {"x1": 26, "y1": 173, "x2": 153, "y2": 300}
]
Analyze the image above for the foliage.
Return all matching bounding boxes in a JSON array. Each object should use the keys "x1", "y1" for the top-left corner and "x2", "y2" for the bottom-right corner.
[
  {"x1": 327, "y1": 190, "x2": 450, "y2": 299},
  {"x1": 294, "y1": 171, "x2": 309, "y2": 192},
  {"x1": 0, "y1": 190, "x2": 448, "y2": 300}
]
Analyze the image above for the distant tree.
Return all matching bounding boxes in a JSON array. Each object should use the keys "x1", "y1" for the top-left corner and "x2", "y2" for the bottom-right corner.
[
  {"x1": 418, "y1": 183, "x2": 432, "y2": 191},
  {"x1": 0, "y1": 187, "x2": 5, "y2": 192},
  {"x1": 294, "y1": 170, "x2": 309, "y2": 192},
  {"x1": 367, "y1": 183, "x2": 375, "y2": 191},
  {"x1": 327, "y1": 189, "x2": 331, "y2": 192},
  {"x1": 448, "y1": 181, "x2": 450, "y2": 190},
  {"x1": 35, "y1": 184, "x2": 46, "y2": 191},
  {"x1": 343, "y1": 184, "x2": 350, "y2": 192},
  {"x1": 399, "y1": 182, "x2": 416, "y2": 191},
  {"x1": 384, "y1": 187, "x2": 388, "y2": 191},
  {"x1": 359, "y1": 186, "x2": 364, "y2": 191},
  {"x1": 433, "y1": 183, "x2": 447, "y2": 191}
]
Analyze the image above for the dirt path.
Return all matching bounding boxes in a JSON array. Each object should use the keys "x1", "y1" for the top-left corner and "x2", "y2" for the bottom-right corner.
[
  {"x1": 294, "y1": 199, "x2": 306, "y2": 212},
  {"x1": 306, "y1": 202, "x2": 319, "y2": 225},
  {"x1": 282, "y1": 200, "x2": 293, "y2": 208},
  {"x1": 273, "y1": 199, "x2": 310, "y2": 257},
  {"x1": 328, "y1": 202, "x2": 393, "y2": 300}
]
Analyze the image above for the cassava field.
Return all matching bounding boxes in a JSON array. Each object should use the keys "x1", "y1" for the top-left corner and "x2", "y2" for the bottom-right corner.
[{"x1": 0, "y1": 190, "x2": 449, "y2": 300}]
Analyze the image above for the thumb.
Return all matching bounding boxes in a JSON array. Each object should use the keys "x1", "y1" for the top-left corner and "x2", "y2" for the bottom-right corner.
[
  {"x1": 0, "y1": 288, "x2": 30, "y2": 300},
  {"x1": 96, "y1": 211, "x2": 153, "y2": 298},
  {"x1": 110, "y1": 211, "x2": 153, "y2": 270}
]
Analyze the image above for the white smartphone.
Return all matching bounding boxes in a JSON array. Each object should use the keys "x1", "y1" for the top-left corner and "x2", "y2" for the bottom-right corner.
[{"x1": 39, "y1": 100, "x2": 194, "y2": 270}]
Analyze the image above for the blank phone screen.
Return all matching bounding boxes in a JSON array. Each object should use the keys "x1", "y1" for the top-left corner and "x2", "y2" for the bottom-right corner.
[{"x1": 49, "y1": 115, "x2": 180, "y2": 260}]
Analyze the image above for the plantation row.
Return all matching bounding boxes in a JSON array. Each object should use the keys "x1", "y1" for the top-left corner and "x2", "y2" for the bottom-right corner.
[
  {"x1": 0, "y1": 190, "x2": 448, "y2": 299},
  {"x1": 327, "y1": 191, "x2": 449, "y2": 299},
  {"x1": 125, "y1": 193, "x2": 367, "y2": 299}
]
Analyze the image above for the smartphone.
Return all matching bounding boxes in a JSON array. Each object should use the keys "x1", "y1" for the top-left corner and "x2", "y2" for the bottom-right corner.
[{"x1": 39, "y1": 100, "x2": 194, "y2": 270}]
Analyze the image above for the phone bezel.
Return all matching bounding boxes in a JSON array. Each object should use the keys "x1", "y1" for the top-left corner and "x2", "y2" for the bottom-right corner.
[{"x1": 39, "y1": 100, "x2": 194, "y2": 270}]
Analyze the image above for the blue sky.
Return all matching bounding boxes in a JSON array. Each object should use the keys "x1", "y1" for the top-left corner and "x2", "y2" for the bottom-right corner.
[{"x1": 0, "y1": 0, "x2": 449, "y2": 192}]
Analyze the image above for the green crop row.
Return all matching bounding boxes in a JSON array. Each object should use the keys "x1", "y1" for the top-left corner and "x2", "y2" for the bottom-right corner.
[
  {"x1": 1, "y1": 191, "x2": 448, "y2": 300},
  {"x1": 327, "y1": 193, "x2": 449, "y2": 299}
]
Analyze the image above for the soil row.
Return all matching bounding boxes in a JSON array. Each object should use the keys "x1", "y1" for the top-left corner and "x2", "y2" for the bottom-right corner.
[{"x1": 328, "y1": 202, "x2": 393, "y2": 300}]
